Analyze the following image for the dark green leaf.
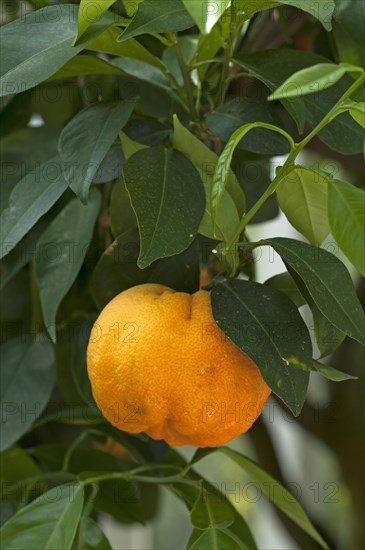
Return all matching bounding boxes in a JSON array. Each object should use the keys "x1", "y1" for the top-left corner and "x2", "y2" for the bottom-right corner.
[
  {"x1": 266, "y1": 238, "x2": 365, "y2": 345},
  {"x1": 119, "y1": 0, "x2": 194, "y2": 41},
  {"x1": 92, "y1": 145, "x2": 125, "y2": 184},
  {"x1": 0, "y1": 156, "x2": 68, "y2": 259},
  {"x1": 50, "y1": 56, "x2": 123, "y2": 80},
  {"x1": 235, "y1": 50, "x2": 364, "y2": 153},
  {"x1": 264, "y1": 272, "x2": 306, "y2": 308},
  {"x1": 276, "y1": 166, "x2": 330, "y2": 245},
  {"x1": 59, "y1": 101, "x2": 134, "y2": 202},
  {"x1": 206, "y1": 98, "x2": 290, "y2": 155},
  {"x1": 35, "y1": 190, "x2": 101, "y2": 342},
  {"x1": 74, "y1": 517, "x2": 112, "y2": 550},
  {"x1": 333, "y1": 0, "x2": 365, "y2": 67},
  {"x1": 188, "y1": 527, "x2": 248, "y2": 550},
  {"x1": 211, "y1": 279, "x2": 312, "y2": 416},
  {"x1": 90, "y1": 229, "x2": 200, "y2": 310},
  {"x1": 0, "y1": 483, "x2": 84, "y2": 550},
  {"x1": 123, "y1": 147, "x2": 205, "y2": 268},
  {"x1": 110, "y1": 177, "x2": 137, "y2": 238},
  {"x1": 328, "y1": 179, "x2": 365, "y2": 276},
  {"x1": 191, "y1": 485, "x2": 234, "y2": 529},
  {"x1": 0, "y1": 336, "x2": 56, "y2": 451},
  {"x1": 0, "y1": 5, "x2": 113, "y2": 96},
  {"x1": 0, "y1": 445, "x2": 43, "y2": 500}
]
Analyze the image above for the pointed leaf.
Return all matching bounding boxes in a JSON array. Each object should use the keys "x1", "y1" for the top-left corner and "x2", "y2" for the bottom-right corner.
[
  {"x1": 75, "y1": 0, "x2": 116, "y2": 44},
  {"x1": 123, "y1": 147, "x2": 205, "y2": 268},
  {"x1": 276, "y1": 166, "x2": 330, "y2": 245},
  {"x1": 328, "y1": 179, "x2": 365, "y2": 276},
  {"x1": 312, "y1": 360, "x2": 357, "y2": 382},
  {"x1": 0, "y1": 5, "x2": 113, "y2": 97},
  {"x1": 0, "y1": 156, "x2": 68, "y2": 259},
  {"x1": 59, "y1": 101, "x2": 134, "y2": 202},
  {"x1": 268, "y1": 63, "x2": 348, "y2": 100},
  {"x1": 182, "y1": 0, "x2": 231, "y2": 34},
  {"x1": 119, "y1": 0, "x2": 194, "y2": 42},
  {"x1": 191, "y1": 485, "x2": 234, "y2": 529},
  {"x1": 0, "y1": 483, "x2": 84, "y2": 550},
  {"x1": 35, "y1": 190, "x2": 101, "y2": 342},
  {"x1": 0, "y1": 337, "x2": 56, "y2": 451},
  {"x1": 188, "y1": 527, "x2": 247, "y2": 550},
  {"x1": 218, "y1": 448, "x2": 329, "y2": 550},
  {"x1": 264, "y1": 272, "x2": 306, "y2": 309},
  {"x1": 266, "y1": 238, "x2": 365, "y2": 345},
  {"x1": 211, "y1": 279, "x2": 312, "y2": 416},
  {"x1": 75, "y1": 517, "x2": 112, "y2": 550}
]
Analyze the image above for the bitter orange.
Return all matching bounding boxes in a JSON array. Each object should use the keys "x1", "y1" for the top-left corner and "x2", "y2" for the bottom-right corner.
[{"x1": 87, "y1": 284, "x2": 270, "y2": 447}]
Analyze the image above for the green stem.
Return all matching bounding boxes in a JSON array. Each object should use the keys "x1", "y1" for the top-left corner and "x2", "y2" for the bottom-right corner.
[
  {"x1": 173, "y1": 39, "x2": 198, "y2": 122},
  {"x1": 62, "y1": 431, "x2": 88, "y2": 472},
  {"x1": 216, "y1": 0, "x2": 236, "y2": 105},
  {"x1": 224, "y1": 72, "x2": 365, "y2": 253}
]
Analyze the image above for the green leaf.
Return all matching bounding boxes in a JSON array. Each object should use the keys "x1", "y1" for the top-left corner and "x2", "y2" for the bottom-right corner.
[
  {"x1": 74, "y1": 517, "x2": 112, "y2": 550},
  {"x1": 328, "y1": 179, "x2": 365, "y2": 276},
  {"x1": 235, "y1": 50, "x2": 364, "y2": 153},
  {"x1": 0, "y1": 156, "x2": 68, "y2": 260},
  {"x1": 312, "y1": 360, "x2": 357, "y2": 382},
  {"x1": 0, "y1": 5, "x2": 113, "y2": 97},
  {"x1": 119, "y1": 0, "x2": 194, "y2": 41},
  {"x1": 74, "y1": 0, "x2": 116, "y2": 44},
  {"x1": 347, "y1": 101, "x2": 365, "y2": 128},
  {"x1": 276, "y1": 166, "x2": 330, "y2": 245},
  {"x1": 172, "y1": 115, "x2": 243, "y2": 246},
  {"x1": 123, "y1": 147, "x2": 205, "y2": 268},
  {"x1": 119, "y1": 131, "x2": 148, "y2": 160},
  {"x1": 0, "y1": 336, "x2": 56, "y2": 451},
  {"x1": 268, "y1": 63, "x2": 349, "y2": 100},
  {"x1": 87, "y1": 28, "x2": 165, "y2": 70},
  {"x1": 50, "y1": 56, "x2": 123, "y2": 80},
  {"x1": 211, "y1": 123, "x2": 292, "y2": 229},
  {"x1": 264, "y1": 272, "x2": 306, "y2": 308},
  {"x1": 211, "y1": 279, "x2": 312, "y2": 416},
  {"x1": 276, "y1": 1, "x2": 335, "y2": 31},
  {"x1": 0, "y1": 445, "x2": 43, "y2": 500},
  {"x1": 90, "y1": 229, "x2": 200, "y2": 310},
  {"x1": 310, "y1": 299, "x2": 346, "y2": 358},
  {"x1": 191, "y1": 485, "x2": 234, "y2": 529},
  {"x1": 110, "y1": 178, "x2": 137, "y2": 238},
  {"x1": 182, "y1": 0, "x2": 231, "y2": 33},
  {"x1": 218, "y1": 448, "x2": 329, "y2": 550},
  {"x1": 188, "y1": 527, "x2": 247, "y2": 550},
  {"x1": 266, "y1": 238, "x2": 365, "y2": 346},
  {"x1": 333, "y1": 0, "x2": 365, "y2": 67},
  {"x1": 206, "y1": 98, "x2": 291, "y2": 156},
  {"x1": 0, "y1": 483, "x2": 84, "y2": 550},
  {"x1": 59, "y1": 101, "x2": 134, "y2": 203},
  {"x1": 92, "y1": 145, "x2": 125, "y2": 184},
  {"x1": 35, "y1": 190, "x2": 101, "y2": 342}
]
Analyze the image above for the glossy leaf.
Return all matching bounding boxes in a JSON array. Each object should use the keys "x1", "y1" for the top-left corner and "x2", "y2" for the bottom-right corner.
[
  {"x1": 188, "y1": 527, "x2": 247, "y2": 550},
  {"x1": 312, "y1": 360, "x2": 357, "y2": 382},
  {"x1": 59, "y1": 101, "x2": 134, "y2": 202},
  {"x1": 0, "y1": 336, "x2": 56, "y2": 451},
  {"x1": 268, "y1": 63, "x2": 349, "y2": 100},
  {"x1": 35, "y1": 190, "x2": 101, "y2": 342},
  {"x1": 119, "y1": 131, "x2": 148, "y2": 160},
  {"x1": 235, "y1": 50, "x2": 364, "y2": 154},
  {"x1": 75, "y1": 0, "x2": 116, "y2": 44},
  {"x1": 0, "y1": 156, "x2": 68, "y2": 259},
  {"x1": 74, "y1": 517, "x2": 112, "y2": 550},
  {"x1": 276, "y1": 166, "x2": 330, "y2": 245},
  {"x1": 347, "y1": 101, "x2": 365, "y2": 128},
  {"x1": 333, "y1": 0, "x2": 365, "y2": 67},
  {"x1": 0, "y1": 483, "x2": 84, "y2": 550},
  {"x1": 219, "y1": 448, "x2": 329, "y2": 549},
  {"x1": 328, "y1": 179, "x2": 365, "y2": 276},
  {"x1": 0, "y1": 5, "x2": 113, "y2": 97},
  {"x1": 266, "y1": 238, "x2": 365, "y2": 345},
  {"x1": 190, "y1": 485, "x2": 234, "y2": 529},
  {"x1": 50, "y1": 56, "x2": 123, "y2": 80},
  {"x1": 277, "y1": 1, "x2": 335, "y2": 31},
  {"x1": 119, "y1": 0, "x2": 194, "y2": 41},
  {"x1": 211, "y1": 279, "x2": 312, "y2": 416},
  {"x1": 172, "y1": 115, "x2": 244, "y2": 244},
  {"x1": 182, "y1": 0, "x2": 231, "y2": 33},
  {"x1": 211, "y1": 123, "x2": 292, "y2": 229},
  {"x1": 264, "y1": 272, "x2": 306, "y2": 308},
  {"x1": 110, "y1": 177, "x2": 137, "y2": 238},
  {"x1": 123, "y1": 147, "x2": 205, "y2": 268},
  {"x1": 206, "y1": 98, "x2": 291, "y2": 155}
]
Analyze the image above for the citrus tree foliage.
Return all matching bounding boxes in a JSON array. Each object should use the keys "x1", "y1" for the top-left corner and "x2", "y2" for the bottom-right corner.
[{"x1": 0, "y1": 0, "x2": 364, "y2": 548}]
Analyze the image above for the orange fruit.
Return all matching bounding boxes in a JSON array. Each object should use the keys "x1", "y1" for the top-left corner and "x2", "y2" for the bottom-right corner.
[{"x1": 87, "y1": 284, "x2": 270, "y2": 447}]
